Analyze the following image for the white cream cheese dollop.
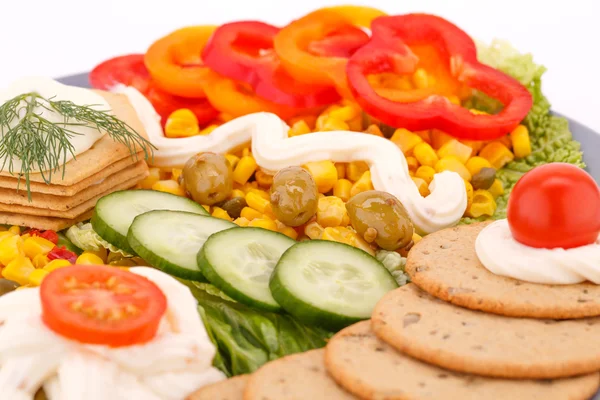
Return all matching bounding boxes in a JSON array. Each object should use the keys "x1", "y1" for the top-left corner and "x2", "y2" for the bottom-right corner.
[
  {"x1": 0, "y1": 267, "x2": 224, "y2": 400},
  {"x1": 476, "y1": 219, "x2": 600, "y2": 285},
  {"x1": 0, "y1": 77, "x2": 111, "y2": 172},
  {"x1": 118, "y1": 89, "x2": 467, "y2": 234}
]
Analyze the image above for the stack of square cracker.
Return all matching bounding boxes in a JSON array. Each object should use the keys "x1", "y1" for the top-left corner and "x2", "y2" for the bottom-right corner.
[{"x1": 0, "y1": 91, "x2": 150, "y2": 231}]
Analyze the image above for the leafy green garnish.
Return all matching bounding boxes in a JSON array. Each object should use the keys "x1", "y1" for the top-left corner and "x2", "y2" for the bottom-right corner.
[
  {"x1": 461, "y1": 40, "x2": 585, "y2": 224},
  {"x1": 0, "y1": 93, "x2": 155, "y2": 200}
]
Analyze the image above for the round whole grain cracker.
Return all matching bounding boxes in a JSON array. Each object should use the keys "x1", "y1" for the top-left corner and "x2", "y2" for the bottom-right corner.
[
  {"x1": 371, "y1": 284, "x2": 600, "y2": 379},
  {"x1": 406, "y1": 222, "x2": 600, "y2": 319},
  {"x1": 187, "y1": 374, "x2": 248, "y2": 400},
  {"x1": 243, "y1": 349, "x2": 355, "y2": 400},
  {"x1": 325, "y1": 320, "x2": 600, "y2": 400}
]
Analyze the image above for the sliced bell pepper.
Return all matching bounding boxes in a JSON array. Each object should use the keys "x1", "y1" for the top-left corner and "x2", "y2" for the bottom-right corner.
[
  {"x1": 346, "y1": 14, "x2": 533, "y2": 140},
  {"x1": 273, "y1": 6, "x2": 386, "y2": 99},
  {"x1": 202, "y1": 21, "x2": 340, "y2": 108},
  {"x1": 306, "y1": 25, "x2": 369, "y2": 58},
  {"x1": 144, "y1": 26, "x2": 217, "y2": 98},
  {"x1": 202, "y1": 70, "x2": 304, "y2": 120}
]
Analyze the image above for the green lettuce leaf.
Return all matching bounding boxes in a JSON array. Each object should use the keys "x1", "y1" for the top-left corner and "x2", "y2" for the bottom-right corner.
[
  {"x1": 180, "y1": 280, "x2": 332, "y2": 377},
  {"x1": 461, "y1": 40, "x2": 585, "y2": 224},
  {"x1": 65, "y1": 222, "x2": 133, "y2": 256}
]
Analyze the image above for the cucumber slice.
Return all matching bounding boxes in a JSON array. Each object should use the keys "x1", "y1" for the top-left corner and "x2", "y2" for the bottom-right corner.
[
  {"x1": 270, "y1": 240, "x2": 398, "y2": 331},
  {"x1": 198, "y1": 227, "x2": 296, "y2": 312},
  {"x1": 127, "y1": 210, "x2": 234, "y2": 281},
  {"x1": 92, "y1": 190, "x2": 208, "y2": 254}
]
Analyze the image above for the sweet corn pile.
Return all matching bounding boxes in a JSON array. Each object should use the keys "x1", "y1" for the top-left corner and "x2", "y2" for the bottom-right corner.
[{"x1": 148, "y1": 99, "x2": 532, "y2": 254}]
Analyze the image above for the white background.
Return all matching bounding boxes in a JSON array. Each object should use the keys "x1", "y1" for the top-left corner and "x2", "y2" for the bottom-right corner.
[{"x1": 0, "y1": 0, "x2": 599, "y2": 131}]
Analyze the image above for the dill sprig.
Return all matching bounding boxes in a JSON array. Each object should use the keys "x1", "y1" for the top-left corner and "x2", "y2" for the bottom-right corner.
[{"x1": 0, "y1": 92, "x2": 156, "y2": 201}]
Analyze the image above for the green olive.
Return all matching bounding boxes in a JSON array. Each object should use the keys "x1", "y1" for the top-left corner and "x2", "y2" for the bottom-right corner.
[
  {"x1": 270, "y1": 166, "x2": 318, "y2": 227},
  {"x1": 346, "y1": 190, "x2": 414, "y2": 251},
  {"x1": 220, "y1": 197, "x2": 247, "y2": 219},
  {"x1": 183, "y1": 153, "x2": 233, "y2": 205},
  {"x1": 0, "y1": 278, "x2": 19, "y2": 297},
  {"x1": 471, "y1": 167, "x2": 496, "y2": 190}
]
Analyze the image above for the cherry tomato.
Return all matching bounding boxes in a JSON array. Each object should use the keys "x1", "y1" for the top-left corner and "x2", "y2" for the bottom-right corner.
[
  {"x1": 47, "y1": 246, "x2": 78, "y2": 264},
  {"x1": 90, "y1": 54, "x2": 218, "y2": 126},
  {"x1": 41, "y1": 265, "x2": 167, "y2": 347},
  {"x1": 507, "y1": 163, "x2": 600, "y2": 249}
]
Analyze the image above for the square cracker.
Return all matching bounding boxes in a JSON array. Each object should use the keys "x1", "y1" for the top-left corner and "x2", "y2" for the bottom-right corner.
[
  {"x1": 0, "y1": 160, "x2": 148, "y2": 211},
  {"x1": 0, "y1": 171, "x2": 148, "y2": 219},
  {"x1": 0, "y1": 210, "x2": 95, "y2": 231},
  {"x1": 0, "y1": 90, "x2": 153, "y2": 186}
]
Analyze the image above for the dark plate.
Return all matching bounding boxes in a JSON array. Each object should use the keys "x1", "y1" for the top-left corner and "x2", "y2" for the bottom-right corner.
[{"x1": 58, "y1": 73, "x2": 600, "y2": 398}]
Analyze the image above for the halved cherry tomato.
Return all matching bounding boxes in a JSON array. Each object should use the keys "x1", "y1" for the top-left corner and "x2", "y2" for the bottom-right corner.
[
  {"x1": 47, "y1": 246, "x2": 78, "y2": 264},
  {"x1": 507, "y1": 163, "x2": 600, "y2": 249},
  {"x1": 26, "y1": 229, "x2": 59, "y2": 245},
  {"x1": 90, "y1": 54, "x2": 218, "y2": 126},
  {"x1": 41, "y1": 265, "x2": 167, "y2": 347},
  {"x1": 144, "y1": 26, "x2": 217, "y2": 98}
]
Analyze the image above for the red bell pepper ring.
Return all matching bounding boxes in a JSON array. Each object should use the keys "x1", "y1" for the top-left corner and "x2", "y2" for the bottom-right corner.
[
  {"x1": 202, "y1": 21, "x2": 341, "y2": 108},
  {"x1": 26, "y1": 229, "x2": 59, "y2": 245},
  {"x1": 47, "y1": 246, "x2": 78, "y2": 264},
  {"x1": 346, "y1": 14, "x2": 533, "y2": 140}
]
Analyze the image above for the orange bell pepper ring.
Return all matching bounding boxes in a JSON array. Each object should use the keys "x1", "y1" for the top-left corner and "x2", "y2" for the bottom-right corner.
[
  {"x1": 273, "y1": 6, "x2": 386, "y2": 99},
  {"x1": 144, "y1": 26, "x2": 217, "y2": 98}
]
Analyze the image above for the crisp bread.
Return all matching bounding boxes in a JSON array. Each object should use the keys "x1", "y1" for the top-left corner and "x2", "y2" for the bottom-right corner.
[
  {"x1": 0, "y1": 172, "x2": 148, "y2": 219},
  {"x1": 406, "y1": 222, "x2": 600, "y2": 319},
  {"x1": 0, "y1": 209, "x2": 94, "y2": 231},
  {"x1": 325, "y1": 320, "x2": 600, "y2": 400},
  {"x1": 371, "y1": 284, "x2": 600, "y2": 379},
  {"x1": 243, "y1": 349, "x2": 355, "y2": 400},
  {"x1": 0, "y1": 91, "x2": 152, "y2": 186},
  {"x1": 0, "y1": 161, "x2": 148, "y2": 211},
  {"x1": 187, "y1": 375, "x2": 248, "y2": 400},
  {"x1": 0, "y1": 151, "x2": 145, "y2": 196}
]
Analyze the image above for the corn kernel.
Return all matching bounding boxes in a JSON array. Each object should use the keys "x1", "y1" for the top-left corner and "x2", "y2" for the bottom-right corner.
[
  {"x1": 242, "y1": 147, "x2": 251, "y2": 157},
  {"x1": 246, "y1": 187, "x2": 269, "y2": 200},
  {"x1": 412, "y1": 142, "x2": 439, "y2": 167},
  {"x1": 350, "y1": 171, "x2": 374, "y2": 197},
  {"x1": 321, "y1": 227, "x2": 375, "y2": 255},
  {"x1": 171, "y1": 168, "x2": 183, "y2": 182},
  {"x1": 231, "y1": 189, "x2": 246, "y2": 198},
  {"x1": 430, "y1": 129, "x2": 454, "y2": 149},
  {"x1": 139, "y1": 168, "x2": 161, "y2": 189},
  {"x1": 315, "y1": 114, "x2": 329, "y2": 131},
  {"x1": 199, "y1": 124, "x2": 219, "y2": 136},
  {"x1": 32, "y1": 254, "x2": 49, "y2": 269},
  {"x1": 435, "y1": 156, "x2": 472, "y2": 181},
  {"x1": 488, "y1": 179, "x2": 504, "y2": 199},
  {"x1": 201, "y1": 204, "x2": 211, "y2": 213},
  {"x1": 494, "y1": 135, "x2": 513, "y2": 150},
  {"x1": 322, "y1": 118, "x2": 350, "y2": 131},
  {"x1": 330, "y1": 106, "x2": 360, "y2": 122},
  {"x1": 303, "y1": 161, "x2": 338, "y2": 193},
  {"x1": 406, "y1": 156, "x2": 419, "y2": 172},
  {"x1": 469, "y1": 109, "x2": 488, "y2": 115},
  {"x1": 152, "y1": 180, "x2": 186, "y2": 196},
  {"x1": 464, "y1": 180, "x2": 474, "y2": 211},
  {"x1": 0, "y1": 231, "x2": 14, "y2": 242},
  {"x1": 412, "y1": 68, "x2": 430, "y2": 89},
  {"x1": 28, "y1": 269, "x2": 49, "y2": 286},
  {"x1": 415, "y1": 165, "x2": 436, "y2": 185},
  {"x1": 279, "y1": 226, "x2": 298, "y2": 240},
  {"x1": 212, "y1": 207, "x2": 233, "y2": 221},
  {"x1": 412, "y1": 232, "x2": 423, "y2": 244},
  {"x1": 346, "y1": 161, "x2": 369, "y2": 182},
  {"x1": 8, "y1": 226, "x2": 20, "y2": 235},
  {"x1": 333, "y1": 179, "x2": 352, "y2": 202},
  {"x1": 241, "y1": 207, "x2": 263, "y2": 221},
  {"x1": 234, "y1": 217, "x2": 250, "y2": 227},
  {"x1": 467, "y1": 190, "x2": 497, "y2": 218},
  {"x1": 364, "y1": 124, "x2": 384, "y2": 137},
  {"x1": 233, "y1": 155, "x2": 258, "y2": 185},
  {"x1": 288, "y1": 115, "x2": 317, "y2": 130},
  {"x1": 437, "y1": 139, "x2": 473, "y2": 164},
  {"x1": 43, "y1": 259, "x2": 72, "y2": 272},
  {"x1": 510, "y1": 125, "x2": 532, "y2": 159},
  {"x1": 390, "y1": 129, "x2": 423, "y2": 154},
  {"x1": 165, "y1": 109, "x2": 200, "y2": 138},
  {"x1": 465, "y1": 156, "x2": 494, "y2": 176},
  {"x1": 0, "y1": 235, "x2": 24, "y2": 266},
  {"x1": 248, "y1": 218, "x2": 278, "y2": 231},
  {"x1": 304, "y1": 221, "x2": 324, "y2": 239},
  {"x1": 462, "y1": 140, "x2": 485, "y2": 154},
  {"x1": 245, "y1": 192, "x2": 270, "y2": 214},
  {"x1": 446, "y1": 95, "x2": 461, "y2": 105},
  {"x1": 412, "y1": 177, "x2": 430, "y2": 197},
  {"x1": 23, "y1": 236, "x2": 55, "y2": 259},
  {"x1": 255, "y1": 170, "x2": 274, "y2": 188},
  {"x1": 479, "y1": 142, "x2": 515, "y2": 169},
  {"x1": 2, "y1": 256, "x2": 35, "y2": 285},
  {"x1": 76, "y1": 252, "x2": 104, "y2": 265},
  {"x1": 335, "y1": 163, "x2": 346, "y2": 180},
  {"x1": 225, "y1": 154, "x2": 240, "y2": 169},
  {"x1": 289, "y1": 120, "x2": 311, "y2": 137},
  {"x1": 88, "y1": 248, "x2": 108, "y2": 263},
  {"x1": 316, "y1": 196, "x2": 348, "y2": 227}
]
